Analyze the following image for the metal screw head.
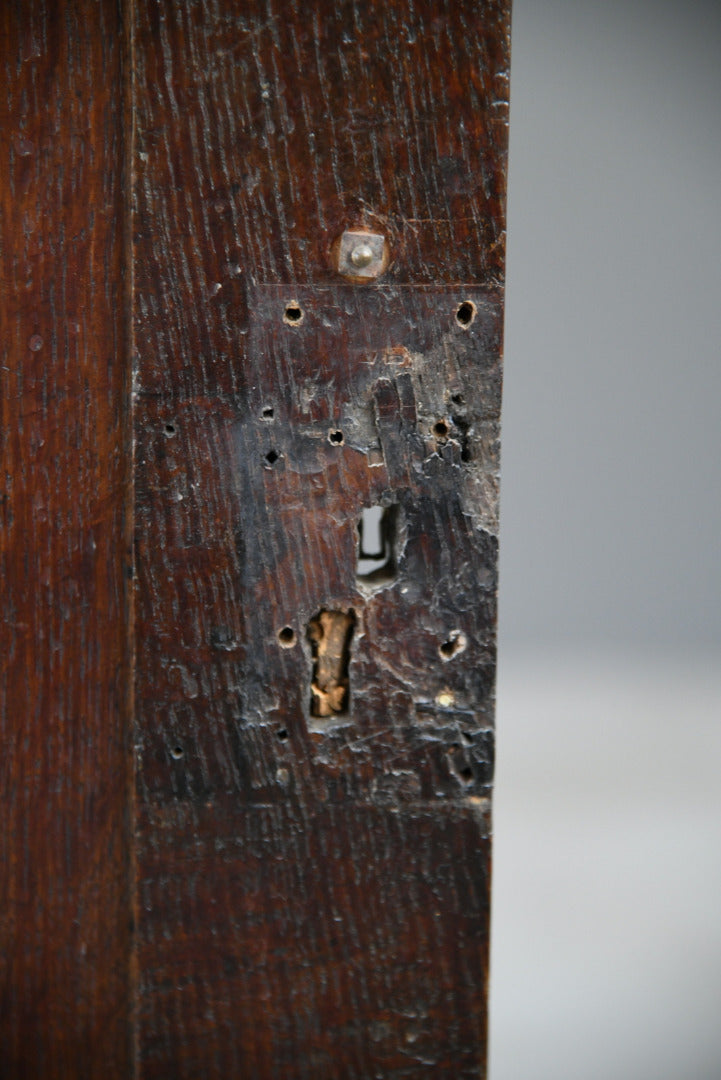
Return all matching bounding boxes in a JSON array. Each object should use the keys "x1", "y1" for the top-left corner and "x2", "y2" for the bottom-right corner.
[
  {"x1": 335, "y1": 230, "x2": 388, "y2": 279},
  {"x1": 350, "y1": 243, "x2": 374, "y2": 268}
]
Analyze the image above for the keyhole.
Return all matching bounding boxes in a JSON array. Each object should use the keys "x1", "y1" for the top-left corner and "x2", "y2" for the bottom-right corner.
[{"x1": 356, "y1": 505, "x2": 397, "y2": 584}]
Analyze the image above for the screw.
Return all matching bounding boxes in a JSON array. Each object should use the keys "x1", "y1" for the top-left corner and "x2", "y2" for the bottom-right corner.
[
  {"x1": 335, "y1": 230, "x2": 388, "y2": 280},
  {"x1": 350, "y1": 243, "x2": 374, "y2": 268}
]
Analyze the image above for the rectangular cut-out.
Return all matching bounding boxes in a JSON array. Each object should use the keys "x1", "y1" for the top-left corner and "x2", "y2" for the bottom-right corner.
[
  {"x1": 308, "y1": 610, "x2": 355, "y2": 718},
  {"x1": 359, "y1": 506, "x2": 385, "y2": 561},
  {"x1": 357, "y1": 505, "x2": 397, "y2": 583}
]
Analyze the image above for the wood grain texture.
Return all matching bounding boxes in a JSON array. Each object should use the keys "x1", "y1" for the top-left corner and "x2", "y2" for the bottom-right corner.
[
  {"x1": 0, "y1": 1, "x2": 509, "y2": 1072},
  {"x1": 132, "y1": 3, "x2": 509, "y2": 1075},
  {"x1": 133, "y1": 1, "x2": 509, "y2": 1075},
  {"x1": 0, "y1": 1, "x2": 133, "y2": 1076}
]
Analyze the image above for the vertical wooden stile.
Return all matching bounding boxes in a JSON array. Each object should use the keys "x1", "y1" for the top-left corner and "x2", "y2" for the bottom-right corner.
[
  {"x1": 133, "y1": 2, "x2": 510, "y2": 1076},
  {"x1": 0, "y1": 2, "x2": 133, "y2": 1075}
]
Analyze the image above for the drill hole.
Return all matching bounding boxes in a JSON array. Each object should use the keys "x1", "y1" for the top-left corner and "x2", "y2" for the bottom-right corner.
[
  {"x1": 439, "y1": 630, "x2": 467, "y2": 661},
  {"x1": 283, "y1": 301, "x2": 304, "y2": 325},
  {"x1": 261, "y1": 406, "x2": 274, "y2": 420},
  {"x1": 164, "y1": 422, "x2": 176, "y2": 437},
  {"x1": 456, "y1": 300, "x2": 476, "y2": 328},
  {"x1": 328, "y1": 429, "x2": 344, "y2": 445},
  {"x1": 434, "y1": 420, "x2": 449, "y2": 438},
  {"x1": 278, "y1": 626, "x2": 296, "y2": 647},
  {"x1": 276, "y1": 728, "x2": 289, "y2": 741},
  {"x1": 265, "y1": 449, "x2": 280, "y2": 466},
  {"x1": 170, "y1": 745, "x2": 184, "y2": 760}
]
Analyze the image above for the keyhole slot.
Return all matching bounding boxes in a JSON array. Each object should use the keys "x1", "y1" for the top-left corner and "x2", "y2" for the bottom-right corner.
[{"x1": 356, "y1": 505, "x2": 397, "y2": 585}]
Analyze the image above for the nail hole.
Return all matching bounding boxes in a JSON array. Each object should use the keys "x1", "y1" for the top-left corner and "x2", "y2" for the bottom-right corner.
[
  {"x1": 170, "y1": 746, "x2": 184, "y2": 759},
  {"x1": 460, "y1": 766, "x2": 473, "y2": 782},
  {"x1": 328, "y1": 429, "x2": 344, "y2": 445},
  {"x1": 451, "y1": 393, "x2": 465, "y2": 405},
  {"x1": 277, "y1": 626, "x2": 296, "y2": 647},
  {"x1": 434, "y1": 420, "x2": 449, "y2": 438},
  {"x1": 456, "y1": 300, "x2": 476, "y2": 328},
  {"x1": 462, "y1": 730, "x2": 474, "y2": 744},
  {"x1": 439, "y1": 630, "x2": 467, "y2": 661},
  {"x1": 265, "y1": 449, "x2": 280, "y2": 466},
  {"x1": 283, "y1": 301, "x2": 304, "y2": 325},
  {"x1": 164, "y1": 422, "x2": 176, "y2": 436},
  {"x1": 261, "y1": 406, "x2": 274, "y2": 420},
  {"x1": 276, "y1": 728, "x2": 289, "y2": 741}
]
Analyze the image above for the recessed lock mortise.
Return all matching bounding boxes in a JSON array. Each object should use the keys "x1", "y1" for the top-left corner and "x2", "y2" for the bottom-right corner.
[{"x1": 307, "y1": 610, "x2": 356, "y2": 718}]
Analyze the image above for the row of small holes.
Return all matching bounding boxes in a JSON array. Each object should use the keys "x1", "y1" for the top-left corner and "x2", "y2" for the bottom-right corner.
[
  {"x1": 265, "y1": 429, "x2": 344, "y2": 466},
  {"x1": 270, "y1": 423, "x2": 453, "y2": 454},
  {"x1": 170, "y1": 423, "x2": 344, "y2": 461},
  {"x1": 165, "y1": 305, "x2": 474, "y2": 442},
  {"x1": 283, "y1": 301, "x2": 476, "y2": 328},
  {"x1": 277, "y1": 628, "x2": 295, "y2": 751},
  {"x1": 171, "y1": 300, "x2": 473, "y2": 767},
  {"x1": 172, "y1": 728, "x2": 289, "y2": 756},
  {"x1": 280, "y1": 622, "x2": 466, "y2": 662}
]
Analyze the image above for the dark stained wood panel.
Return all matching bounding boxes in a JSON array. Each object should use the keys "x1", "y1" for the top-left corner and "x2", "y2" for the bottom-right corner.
[
  {"x1": 132, "y1": 1, "x2": 509, "y2": 1075},
  {"x1": 139, "y1": 804, "x2": 490, "y2": 1077},
  {"x1": 0, "y1": 2, "x2": 133, "y2": 1076}
]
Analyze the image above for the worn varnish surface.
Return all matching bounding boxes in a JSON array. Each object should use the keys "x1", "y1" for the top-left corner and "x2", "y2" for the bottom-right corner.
[
  {"x1": 1, "y1": 0, "x2": 509, "y2": 1075},
  {"x1": 0, "y1": 2, "x2": 132, "y2": 1076},
  {"x1": 134, "y1": 1, "x2": 509, "y2": 1076}
]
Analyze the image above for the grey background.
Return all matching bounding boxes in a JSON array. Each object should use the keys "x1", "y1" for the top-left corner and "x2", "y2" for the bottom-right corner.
[
  {"x1": 491, "y1": 2, "x2": 721, "y2": 1078},
  {"x1": 500, "y1": 0, "x2": 721, "y2": 652}
]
